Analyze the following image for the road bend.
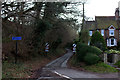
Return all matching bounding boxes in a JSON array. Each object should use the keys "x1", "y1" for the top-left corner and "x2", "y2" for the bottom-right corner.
[{"x1": 37, "y1": 49, "x2": 119, "y2": 80}]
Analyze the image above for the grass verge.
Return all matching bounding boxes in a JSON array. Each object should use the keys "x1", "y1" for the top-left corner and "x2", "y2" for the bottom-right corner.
[
  {"x1": 84, "y1": 62, "x2": 118, "y2": 73},
  {"x1": 2, "y1": 48, "x2": 65, "y2": 78},
  {"x1": 68, "y1": 55, "x2": 118, "y2": 73}
]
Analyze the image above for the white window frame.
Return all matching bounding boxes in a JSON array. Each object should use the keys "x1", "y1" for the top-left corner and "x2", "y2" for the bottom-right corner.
[
  {"x1": 88, "y1": 40, "x2": 90, "y2": 45},
  {"x1": 109, "y1": 25, "x2": 115, "y2": 36},
  {"x1": 109, "y1": 30, "x2": 114, "y2": 36},
  {"x1": 107, "y1": 39, "x2": 109, "y2": 46},
  {"x1": 89, "y1": 31, "x2": 92, "y2": 36},
  {"x1": 107, "y1": 38, "x2": 117, "y2": 47},
  {"x1": 101, "y1": 30, "x2": 104, "y2": 36},
  {"x1": 110, "y1": 38, "x2": 114, "y2": 46}
]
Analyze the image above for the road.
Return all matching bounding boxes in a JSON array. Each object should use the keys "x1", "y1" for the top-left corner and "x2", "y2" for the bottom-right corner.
[{"x1": 37, "y1": 49, "x2": 119, "y2": 80}]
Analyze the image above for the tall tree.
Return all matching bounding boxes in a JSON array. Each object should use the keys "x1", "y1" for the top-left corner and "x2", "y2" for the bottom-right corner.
[{"x1": 90, "y1": 31, "x2": 107, "y2": 51}]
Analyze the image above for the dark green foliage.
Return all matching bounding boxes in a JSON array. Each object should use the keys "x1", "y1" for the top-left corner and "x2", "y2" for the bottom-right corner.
[
  {"x1": 65, "y1": 42, "x2": 73, "y2": 49},
  {"x1": 33, "y1": 20, "x2": 52, "y2": 52},
  {"x1": 76, "y1": 43, "x2": 90, "y2": 61},
  {"x1": 114, "y1": 61, "x2": 120, "y2": 67},
  {"x1": 89, "y1": 46, "x2": 102, "y2": 55},
  {"x1": 79, "y1": 30, "x2": 89, "y2": 44},
  {"x1": 76, "y1": 43, "x2": 102, "y2": 64},
  {"x1": 73, "y1": 38, "x2": 79, "y2": 44},
  {"x1": 34, "y1": 19, "x2": 52, "y2": 36},
  {"x1": 84, "y1": 62, "x2": 118, "y2": 73},
  {"x1": 90, "y1": 31, "x2": 107, "y2": 51},
  {"x1": 52, "y1": 38, "x2": 62, "y2": 50},
  {"x1": 84, "y1": 53, "x2": 100, "y2": 65},
  {"x1": 117, "y1": 40, "x2": 120, "y2": 50}
]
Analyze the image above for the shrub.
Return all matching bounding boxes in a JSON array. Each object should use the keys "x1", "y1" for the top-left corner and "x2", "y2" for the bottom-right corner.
[
  {"x1": 105, "y1": 49, "x2": 120, "y2": 54},
  {"x1": 115, "y1": 61, "x2": 120, "y2": 67},
  {"x1": 73, "y1": 38, "x2": 79, "y2": 44},
  {"x1": 76, "y1": 42, "x2": 102, "y2": 62},
  {"x1": 65, "y1": 42, "x2": 73, "y2": 49},
  {"x1": 90, "y1": 31, "x2": 107, "y2": 51},
  {"x1": 84, "y1": 62, "x2": 118, "y2": 73},
  {"x1": 52, "y1": 38, "x2": 62, "y2": 50},
  {"x1": 88, "y1": 46, "x2": 102, "y2": 55},
  {"x1": 84, "y1": 53, "x2": 100, "y2": 65},
  {"x1": 117, "y1": 40, "x2": 120, "y2": 50},
  {"x1": 76, "y1": 43, "x2": 90, "y2": 61},
  {"x1": 79, "y1": 30, "x2": 90, "y2": 45}
]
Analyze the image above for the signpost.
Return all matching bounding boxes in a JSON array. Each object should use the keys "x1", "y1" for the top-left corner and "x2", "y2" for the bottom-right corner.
[
  {"x1": 45, "y1": 43, "x2": 49, "y2": 56},
  {"x1": 12, "y1": 37, "x2": 22, "y2": 40},
  {"x1": 12, "y1": 37, "x2": 22, "y2": 64},
  {"x1": 73, "y1": 43, "x2": 76, "y2": 54}
]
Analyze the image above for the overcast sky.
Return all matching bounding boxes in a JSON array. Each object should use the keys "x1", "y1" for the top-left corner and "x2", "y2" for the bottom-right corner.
[{"x1": 79, "y1": 0, "x2": 120, "y2": 20}]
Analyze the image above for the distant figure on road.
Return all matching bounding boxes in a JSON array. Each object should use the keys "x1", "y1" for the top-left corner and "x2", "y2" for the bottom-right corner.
[
  {"x1": 45, "y1": 42, "x2": 49, "y2": 56},
  {"x1": 72, "y1": 43, "x2": 76, "y2": 53}
]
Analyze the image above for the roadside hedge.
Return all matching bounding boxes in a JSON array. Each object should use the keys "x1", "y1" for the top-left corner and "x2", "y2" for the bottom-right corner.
[
  {"x1": 84, "y1": 53, "x2": 100, "y2": 65},
  {"x1": 76, "y1": 42, "x2": 102, "y2": 65}
]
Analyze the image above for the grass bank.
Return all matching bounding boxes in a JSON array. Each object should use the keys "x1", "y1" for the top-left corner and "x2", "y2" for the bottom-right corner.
[
  {"x1": 68, "y1": 55, "x2": 118, "y2": 73},
  {"x1": 2, "y1": 48, "x2": 65, "y2": 78}
]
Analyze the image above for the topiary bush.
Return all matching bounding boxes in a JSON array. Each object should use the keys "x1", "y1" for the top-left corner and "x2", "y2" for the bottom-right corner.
[
  {"x1": 76, "y1": 42, "x2": 102, "y2": 63},
  {"x1": 76, "y1": 43, "x2": 90, "y2": 61},
  {"x1": 90, "y1": 31, "x2": 107, "y2": 51},
  {"x1": 84, "y1": 53, "x2": 100, "y2": 65},
  {"x1": 89, "y1": 46, "x2": 102, "y2": 55}
]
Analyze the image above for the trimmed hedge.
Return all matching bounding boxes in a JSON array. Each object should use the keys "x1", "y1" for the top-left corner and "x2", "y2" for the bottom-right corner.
[
  {"x1": 76, "y1": 42, "x2": 102, "y2": 65},
  {"x1": 76, "y1": 43, "x2": 90, "y2": 61},
  {"x1": 84, "y1": 53, "x2": 100, "y2": 65}
]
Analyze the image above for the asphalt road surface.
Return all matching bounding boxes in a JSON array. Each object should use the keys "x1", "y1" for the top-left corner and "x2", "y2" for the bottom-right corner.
[{"x1": 37, "y1": 49, "x2": 119, "y2": 80}]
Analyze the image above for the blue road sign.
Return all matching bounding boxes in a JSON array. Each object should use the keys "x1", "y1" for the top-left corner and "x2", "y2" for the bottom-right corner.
[{"x1": 12, "y1": 37, "x2": 22, "y2": 40}]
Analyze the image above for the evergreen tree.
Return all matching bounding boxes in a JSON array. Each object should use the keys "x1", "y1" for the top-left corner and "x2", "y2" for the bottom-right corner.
[
  {"x1": 79, "y1": 30, "x2": 89, "y2": 45},
  {"x1": 90, "y1": 31, "x2": 107, "y2": 51}
]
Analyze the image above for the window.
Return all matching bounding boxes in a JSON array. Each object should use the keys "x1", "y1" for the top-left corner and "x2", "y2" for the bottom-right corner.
[
  {"x1": 101, "y1": 30, "x2": 104, "y2": 36},
  {"x1": 111, "y1": 39, "x2": 114, "y2": 45},
  {"x1": 109, "y1": 30, "x2": 114, "y2": 36},
  {"x1": 107, "y1": 39, "x2": 109, "y2": 46},
  {"x1": 89, "y1": 31, "x2": 92, "y2": 36},
  {"x1": 88, "y1": 40, "x2": 90, "y2": 45}
]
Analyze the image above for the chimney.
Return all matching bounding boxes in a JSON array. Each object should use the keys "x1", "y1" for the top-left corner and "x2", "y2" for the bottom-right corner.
[
  {"x1": 119, "y1": 1, "x2": 120, "y2": 15},
  {"x1": 115, "y1": 8, "x2": 119, "y2": 20}
]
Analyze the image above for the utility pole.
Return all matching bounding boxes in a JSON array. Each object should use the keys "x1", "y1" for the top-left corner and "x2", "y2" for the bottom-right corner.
[
  {"x1": 79, "y1": 2, "x2": 85, "y2": 41},
  {"x1": 81, "y1": 3, "x2": 85, "y2": 31}
]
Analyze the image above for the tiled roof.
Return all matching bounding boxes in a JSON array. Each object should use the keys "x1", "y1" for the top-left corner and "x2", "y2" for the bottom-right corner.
[
  {"x1": 95, "y1": 16, "x2": 118, "y2": 29},
  {"x1": 84, "y1": 21, "x2": 95, "y2": 30},
  {"x1": 85, "y1": 16, "x2": 120, "y2": 30}
]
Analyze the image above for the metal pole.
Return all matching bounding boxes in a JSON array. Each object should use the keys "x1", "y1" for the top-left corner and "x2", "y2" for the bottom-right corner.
[
  {"x1": 79, "y1": 3, "x2": 85, "y2": 41},
  {"x1": 82, "y1": 3, "x2": 85, "y2": 30},
  {"x1": 15, "y1": 41, "x2": 18, "y2": 64}
]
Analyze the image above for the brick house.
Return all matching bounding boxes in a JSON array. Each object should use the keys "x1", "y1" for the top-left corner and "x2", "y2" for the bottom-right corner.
[{"x1": 85, "y1": 8, "x2": 120, "y2": 47}]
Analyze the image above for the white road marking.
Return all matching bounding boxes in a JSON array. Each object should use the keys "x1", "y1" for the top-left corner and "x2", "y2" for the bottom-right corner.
[
  {"x1": 37, "y1": 77, "x2": 54, "y2": 80},
  {"x1": 53, "y1": 71, "x2": 73, "y2": 80}
]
